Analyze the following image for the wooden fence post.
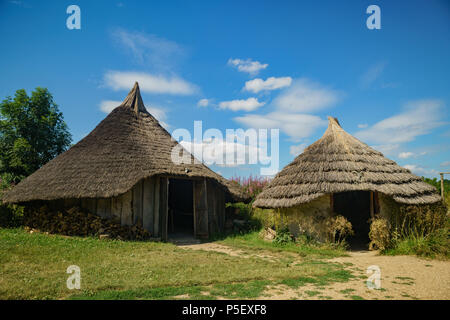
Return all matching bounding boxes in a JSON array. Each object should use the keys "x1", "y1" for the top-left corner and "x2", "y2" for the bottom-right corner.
[
  {"x1": 441, "y1": 173, "x2": 445, "y2": 201},
  {"x1": 439, "y1": 172, "x2": 449, "y2": 202}
]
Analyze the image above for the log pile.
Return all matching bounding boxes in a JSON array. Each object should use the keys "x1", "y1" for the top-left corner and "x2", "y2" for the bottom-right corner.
[{"x1": 23, "y1": 205, "x2": 151, "y2": 240}]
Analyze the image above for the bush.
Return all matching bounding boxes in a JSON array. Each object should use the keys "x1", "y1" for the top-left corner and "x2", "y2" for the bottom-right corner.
[
  {"x1": 225, "y1": 202, "x2": 261, "y2": 233},
  {"x1": 324, "y1": 215, "x2": 354, "y2": 245},
  {"x1": 0, "y1": 173, "x2": 24, "y2": 228},
  {"x1": 0, "y1": 204, "x2": 23, "y2": 228},
  {"x1": 369, "y1": 217, "x2": 390, "y2": 250},
  {"x1": 230, "y1": 175, "x2": 270, "y2": 201},
  {"x1": 273, "y1": 226, "x2": 294, "y2": 245}
]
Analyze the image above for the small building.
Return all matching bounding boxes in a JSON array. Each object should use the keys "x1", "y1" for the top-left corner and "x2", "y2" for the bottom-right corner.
[
  {"x1": 3, "y1": 83, "x2": 245, "y2": 240},
  {"x1": 253, "y1": 117, "x2": 440, "y2": 245}
]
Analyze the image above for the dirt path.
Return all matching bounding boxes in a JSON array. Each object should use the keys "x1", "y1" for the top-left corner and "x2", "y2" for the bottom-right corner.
[
  {"x1": 178, "y1": 242, "x2": 279, "y2": 262},
  {"x1": 324, "y1": 250, "x2": 450, "y2": 300},
  {"x1": 178, "y1": 243, "x2": 450, "y2": 300}
]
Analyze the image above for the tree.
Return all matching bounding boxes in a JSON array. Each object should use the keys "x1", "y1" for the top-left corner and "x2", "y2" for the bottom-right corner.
[{"x1": 0, "y1": 87, "x2": 72, "y2": 181}]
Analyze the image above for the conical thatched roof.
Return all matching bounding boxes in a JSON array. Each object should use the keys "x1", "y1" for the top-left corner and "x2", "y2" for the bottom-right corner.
[
  {"x1": 3, "y1": 83, "x2": 245, "y2": 203},
  {"x1": 253, "y1": 117, "x2": 440, "y2": 208}
]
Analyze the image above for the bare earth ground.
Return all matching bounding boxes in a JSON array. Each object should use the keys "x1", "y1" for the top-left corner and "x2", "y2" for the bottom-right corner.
[{"x1": 179, "y1": 243, "x2": 450, "y2": 300}]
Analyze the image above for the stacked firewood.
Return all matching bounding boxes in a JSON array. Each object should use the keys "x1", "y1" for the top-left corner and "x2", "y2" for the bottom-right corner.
[{"x1": 23, "y1": 206, "x2": 151, "y2": 240}]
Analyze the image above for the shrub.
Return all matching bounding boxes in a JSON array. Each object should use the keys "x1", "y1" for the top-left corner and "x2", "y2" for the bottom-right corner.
[
  {"x1": 324, "y1": 215, "x2": 354, "y2": 245},
  {"x1": 230, "y1": 175, "x2": 270, "y2": 201},
  {"x1": 0, "y1": 172, "x2": 24, "y2": 228},
  {"x1": 369, "y1": 217, "x2": 390, "y2": 250},
  {"x1": 0, "y1": 204, "x2": 23, "y2": 228},
  {"x1": 273, "y1": 226, "x2": 294, "y2": 245}
]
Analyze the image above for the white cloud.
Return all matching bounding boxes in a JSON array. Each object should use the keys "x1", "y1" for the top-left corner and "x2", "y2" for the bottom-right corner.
[
  {"x1": 371, "y1": 144, "x2": 400, "y2": 156},
  {"x1": 197, "y1": 98, "x2": 210, "y2": 107},
  {"x1": 441, "y1": 161, "x2": 450, "y2": 167},
  {"x1": 219, "y1": 98, "x2": 265, "y2": 112},
  {"x1": 227, "y1": 58, "x2": 268, "y2": 75},
  {"x1": 290, "y1": 143, "x2": 308, "y2": 157},
  {"x1": 179, "y1": 137, "x2": 270, "y2": 167},
  {"x1": 360, "y1": 61, "x2": 386, "y2": 88},
  {"x1": 355, "y1": 100, "x2": 445, "y2": 145},
  {"x1": 272, "y1": 78, "x2": 340, "y2": 113},
  {"x1": 403, "y1": 164, "x2": 438, "y2": 177},
  {"x1": 398, "y1": 151, "x2": 427, "y2": 159},
  {"x1": 231, "y1": 78, "x2": 337, "y2": 141},
  {"x1": 99, "y1": 100, "x2": 121, "y2": 113},
  {"x1": 111, "y1": 29, "x2": 184, "y2": 71},
  {"x1": 235, "y1": 112, "x2": 326, "y2": 141},
  {"x1": 357, "y1": 123, "x2": 368, "y2": 128},
  {"x1": 103, "y1": 71, "x2": 197, "y2": 95},
  {"x1": 244, "y1": 77, "x2": 292, "y2": 93},
  {"x1": 99, "y1": 99, "x2": 168, "y2": 128},
  {"x1": 398, "y1": 152, "x2": 414, "y2": 159}
]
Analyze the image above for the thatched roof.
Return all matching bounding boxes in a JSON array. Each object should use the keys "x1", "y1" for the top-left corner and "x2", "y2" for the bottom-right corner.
[
  {"x1": 253, "y1": 117, "x2": 440, "y2": 208},
  {"x1": 3, "y1": 83, "x2": 245, "y2": 203}
]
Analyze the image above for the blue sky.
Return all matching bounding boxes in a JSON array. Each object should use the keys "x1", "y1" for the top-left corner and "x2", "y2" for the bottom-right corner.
[{"x1": 1, "y1": 0, "x2": 449, "y2": 179}]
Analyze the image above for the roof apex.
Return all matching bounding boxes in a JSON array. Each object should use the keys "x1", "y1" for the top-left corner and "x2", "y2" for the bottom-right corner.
[
  {"x1": 121, "y1": 82, "x2": 147, "y2": 113},
  {"x1": 327, "y1": 116, "x2": 341, "y2": 128}
]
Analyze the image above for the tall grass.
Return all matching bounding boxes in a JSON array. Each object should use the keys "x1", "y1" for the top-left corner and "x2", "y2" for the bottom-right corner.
[{"x1": 379, "y1": 203, "x2": 449, "y2": 259}]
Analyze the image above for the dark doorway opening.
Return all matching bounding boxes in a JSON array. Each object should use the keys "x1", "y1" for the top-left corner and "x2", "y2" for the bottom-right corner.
[
  {"x1": 333, "y1": 191, "x2": 371, "y2": 250},
  {"x1": 168, "y1": 179, "x2": 194, "y2": 239}
]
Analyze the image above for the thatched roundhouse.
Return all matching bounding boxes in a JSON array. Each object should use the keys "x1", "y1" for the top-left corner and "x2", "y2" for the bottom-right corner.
[
  {"x1": 3, "y1": 83, "x2": 245, "y2": 240},
  {"x1": 254, "y1": 117, "x2": 440, "y2": 244}
]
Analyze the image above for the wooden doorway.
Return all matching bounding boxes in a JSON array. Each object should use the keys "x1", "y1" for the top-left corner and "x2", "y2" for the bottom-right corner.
[
  {"x1": 333, "y1": 191, "x2": 371, "y2": 249},
  {"x1": 168, "y1": 178, "x2": 194, "y2": 238}
]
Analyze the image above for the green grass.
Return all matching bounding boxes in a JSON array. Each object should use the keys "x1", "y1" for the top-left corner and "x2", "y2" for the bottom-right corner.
[
  {"x1": 216, "y1": 231, "x2": 347, "y2": 259},
  {"x1": 0, "y1": 228, "x2": 353, "y2": 300},
  {"x1": 339, "y1": 288, "x2": 356, "y2": 294},
  {"x1": 304, "y1": 290, "x2": 321, "y2": 297}
]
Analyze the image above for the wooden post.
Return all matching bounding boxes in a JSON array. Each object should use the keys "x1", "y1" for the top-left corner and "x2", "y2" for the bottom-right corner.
[
  {"x1": 204, "y1": 178, "x2": 209, "y2": 238},
  {"x1": 160, "y1": 177, "x2": 168, "y2": 241},
  {"x1": 439, "y1": 172, "x2": 450, "y2": 202},
  {"x1": 374, "y1": 191, "x2": 380, "y2": 214},
  {"x1": 193, "y1": 181, "x2": 197, "y2": 236},
  {"x1": 153, "y1": 178, "x2": 160, "y2": 236},
  {"x1": 370, "y1": 191, "x2": 374, "y2": 218},
  {"x1": 329, "y1": 193, "x2": 334, "y2": 214}
]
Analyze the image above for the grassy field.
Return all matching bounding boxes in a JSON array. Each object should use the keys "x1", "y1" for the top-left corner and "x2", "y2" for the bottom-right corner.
[
  {"x1": 0, "y1": 228, "x2": 352, "y2": 300},
  {"x1": 216, "y1": 231, "x2": 346, "y2": 259}
]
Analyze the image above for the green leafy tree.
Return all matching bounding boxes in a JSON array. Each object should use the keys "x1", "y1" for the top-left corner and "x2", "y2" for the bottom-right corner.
[{"x1": 0, "y1": 88, "x2": 72, "y2": 182}]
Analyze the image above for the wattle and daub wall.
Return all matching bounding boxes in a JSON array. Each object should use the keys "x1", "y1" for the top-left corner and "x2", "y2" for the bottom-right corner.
[{"x1": 277, "y1": 192, "x2": 400, "y2": 241}]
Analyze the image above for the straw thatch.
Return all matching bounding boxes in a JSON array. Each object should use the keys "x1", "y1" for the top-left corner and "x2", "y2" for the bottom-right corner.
[
  {"x1": 253, "y1": 117, "x2": 440, "y2": 208},
  {"x1": 3, "y1": 82, "x2": 245, "y2": 203}
]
